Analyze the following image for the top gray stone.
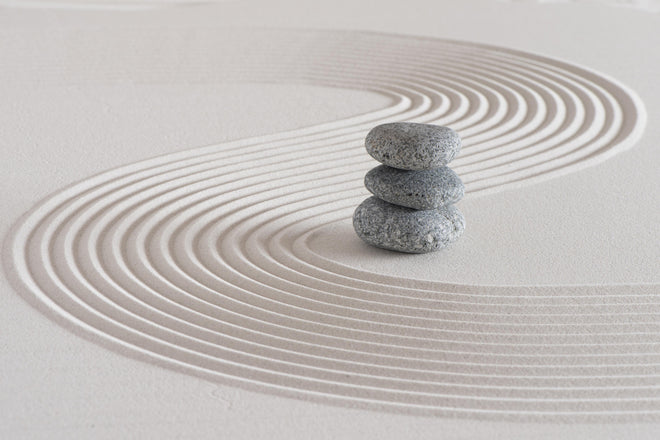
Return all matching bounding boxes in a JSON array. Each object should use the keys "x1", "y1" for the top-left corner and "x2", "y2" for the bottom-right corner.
[{"x1": 365, "y1": 122, "x2": 461, "y2": 170}]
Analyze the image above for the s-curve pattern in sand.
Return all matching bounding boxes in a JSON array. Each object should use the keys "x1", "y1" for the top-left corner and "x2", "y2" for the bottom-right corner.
[{"x1": 4, "y1": 29, "x2": 653, "y2": 420}]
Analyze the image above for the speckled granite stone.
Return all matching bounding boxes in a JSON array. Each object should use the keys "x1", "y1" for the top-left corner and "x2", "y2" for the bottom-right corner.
[
  {"x1": 364, "y1": 165, "x2": 464, "y2": 210},
  {"x1": 365, "y1": 122, "x2": 461, "y2": 170},
  {"x1": 353, "y1": 197, "x2": 465, "y2": 253}
]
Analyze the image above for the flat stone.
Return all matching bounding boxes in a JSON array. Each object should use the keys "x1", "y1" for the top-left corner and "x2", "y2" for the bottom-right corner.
[
  {"x1": 364, "y1": 165, "x2": 464, "y2": 210},
  {"x1": 352, "y1": 196, "x2": 465, "y2": 253},
  {"x1": 365, "y1": 122, "x2": 461, "y2": 170}
]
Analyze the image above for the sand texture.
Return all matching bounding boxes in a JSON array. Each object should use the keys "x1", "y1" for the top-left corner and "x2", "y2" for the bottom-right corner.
[{"x1": 1, "y1": 1, "x2": 660, "y2": 438}]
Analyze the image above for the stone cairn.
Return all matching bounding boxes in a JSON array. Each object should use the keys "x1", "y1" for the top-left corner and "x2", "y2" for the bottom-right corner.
[{"x1": 353, "y1": 122, "x2": 465, "y2": 253}]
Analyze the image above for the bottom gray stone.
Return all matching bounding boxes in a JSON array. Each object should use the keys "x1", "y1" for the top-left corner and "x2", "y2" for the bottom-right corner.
[{"x1": 352, "y1": 196, "x2": 465, "y2": 254}]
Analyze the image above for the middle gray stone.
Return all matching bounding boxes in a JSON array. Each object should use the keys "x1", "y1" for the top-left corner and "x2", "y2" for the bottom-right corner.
[{"x1": 364, "y1": 164, "x2": 464, "y2": 210}]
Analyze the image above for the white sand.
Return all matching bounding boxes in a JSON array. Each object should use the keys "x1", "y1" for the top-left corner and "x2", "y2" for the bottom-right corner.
[{"x1": 1, "y1": 0, "x2": 659, "y2": 438}]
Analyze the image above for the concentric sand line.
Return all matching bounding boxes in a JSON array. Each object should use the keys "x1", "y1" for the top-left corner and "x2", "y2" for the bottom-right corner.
[{"x1": 4, "y1": 29, "x2": 653, "y2": 419}]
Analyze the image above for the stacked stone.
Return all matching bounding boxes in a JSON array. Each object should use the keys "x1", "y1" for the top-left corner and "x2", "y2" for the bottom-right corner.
[{"x1": 353, "y1": 122, "x2": 466, "y2": 253}]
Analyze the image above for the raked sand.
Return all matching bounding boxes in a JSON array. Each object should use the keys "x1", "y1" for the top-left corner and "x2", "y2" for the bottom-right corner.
[{"x1": 1, "y1": 1, "x2": 660, "y2": 438}]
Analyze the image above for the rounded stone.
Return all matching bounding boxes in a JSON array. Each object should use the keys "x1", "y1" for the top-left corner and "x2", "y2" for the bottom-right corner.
[
  {"x1": 365, "y1": 122, "x2": 461, "y2": 170},
  {"x1": 352, "y1": 197, "x2": 465, "y2": 254},
  {"x1": 364, "y1": 165, "x2": 464, "y2": 210}
]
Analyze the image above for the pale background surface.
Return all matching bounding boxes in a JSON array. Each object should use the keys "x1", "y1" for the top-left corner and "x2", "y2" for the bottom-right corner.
[{"x1": 1, "y1": 0, "x2": 659, "y2": 438}]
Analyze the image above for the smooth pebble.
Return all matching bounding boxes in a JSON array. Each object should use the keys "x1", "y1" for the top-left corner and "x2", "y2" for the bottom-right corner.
[
  {"x1": 365, "y1": 122, "x2": 461, "y2": 170},
  {"x1": 364, "y1": 165, "x2": 464, "y2": 210},
  {"x1": 352, "y1": 196, "x2": 465, "y2": 254}
]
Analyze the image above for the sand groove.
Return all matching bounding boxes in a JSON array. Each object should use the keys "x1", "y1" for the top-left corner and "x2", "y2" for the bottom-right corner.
[{"x1": 4, "y1": 29, "x2": 653, "y2": 419}]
